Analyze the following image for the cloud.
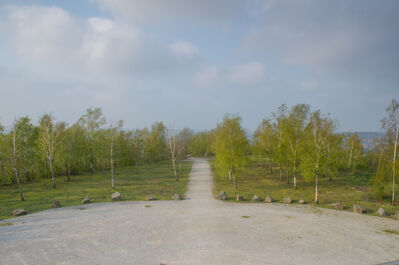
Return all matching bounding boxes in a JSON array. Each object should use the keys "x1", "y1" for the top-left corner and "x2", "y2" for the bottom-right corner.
[
  {"x1": 91, "y1": 0, "x2": 246, "y2": 24},
  {"x1": 194, "y1": 62, "x2": 268, "y2": 89},
  {"x1": 169, "y1": 41, "x2": 200, "y2": 59},
  {"x1": 300, "y1": 80, "x2": 319, "y2": 92},
  {"x1": 241, "y1": 0, "x2": 399, "y2": 75}
]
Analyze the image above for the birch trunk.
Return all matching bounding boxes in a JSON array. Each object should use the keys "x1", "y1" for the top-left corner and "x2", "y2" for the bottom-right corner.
[{"x1": 13, "y1": 131, "x2": 24, "y2": 201}]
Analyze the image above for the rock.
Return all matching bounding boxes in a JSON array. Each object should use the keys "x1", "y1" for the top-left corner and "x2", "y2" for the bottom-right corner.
[
  {"x1": 353, "y1": 204, "x2": 366, "y2": 214},
  {"x1": 145, "y1": 194, "x2": 156, "y2": 201},
  {"x1": 111, "y1": 192, "x2": 121, "y2": 201},
  {"x1": 377, "y1": 207, "x2": 387, "y2": 217},
  {"x1": 12, "y1": 209, "x2": 27, "y2": 216},
  {"x1": 299, "y1": 200, "x2": 305, "y2": 204},
  {"x1": 265, "y1": 195, "x2": 274, "y2": 203},
  {"x1": 283, "y1": 197, "x2": 292, "y2": 204},
  {"x1": 394, "y1": 212, "x2": 399, "y2": 220},
  {"x1": 236, "y1": 195, "x2": 243, "y2": 201},
  {"x1": 330, "y1": 203, "x2": 343, "y2": 210},
  {"x1": 216, "y1": 190, "x2": 227, "y2": 200},
  {"x1": 251, "y1": 195, "x2": 260, "y2": 202},
  {"x1": 82, "y1": 197, "x2": 91, "y2": 204},
  {"x1": 172, "y1": 194, "x2": 182, "y2": 200},
  {"x1": 52, "y1": 201, "x2": 61, "y2": 208}
]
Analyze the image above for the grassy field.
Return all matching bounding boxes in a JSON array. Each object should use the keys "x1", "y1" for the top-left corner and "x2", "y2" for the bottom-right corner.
[
  {"x1": 212, "y1": 159, "x2": 399, "y2": 218},
  {"x1": 0, "y1": 160, "x2": 193, "y2": 221}
]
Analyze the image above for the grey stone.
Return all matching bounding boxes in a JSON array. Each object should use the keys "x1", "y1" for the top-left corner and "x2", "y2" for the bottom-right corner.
[
  {"x1": 377, "y1": 207, "x2": 387, "y2": 217},
  {"x1": 82, "y1": 197, "x2": 91, "y2": 204},
  {"x1": 283, "y1": 197, "x2": 292, "y2": 204},
  {"x1": 265, "y1": 195, "x2": 274, "y2": 203},
  {"x1": 12, "y1": 209, "x2": 27, "y2": 216},
  {"x1": 330, "y1": 203, "x2": 343, "y2": 210},
  {"x1": 111, "y1": 192, "x2": 121, "y2": 201},
  {"x1": 236, "y1": 195, "x2": 243, "y2": 201},
  {"x1": 52, "y1": 201, "x2": 61, "y2": 208},
  {"x1": 172, "y1": 194, "x2": 183, "y2": 200},
  {"x1": 145, "y1": 194, "x2": 156, "y2": 201},
  {"x1": 353, "y1": 204, "x2": 366, "y2": 214},
  {"x1": 216, "y1": 190, "x2": 227, "y2": 200},
  {"x1": 299, "y1": 200, "x2": 305, "y2": 204},
  {"x1": 252, "y1": 195, "x2": 260, "y2": 202},
  {"x1": 394, "y1": 212, "x2": 399, "y2": 220}
]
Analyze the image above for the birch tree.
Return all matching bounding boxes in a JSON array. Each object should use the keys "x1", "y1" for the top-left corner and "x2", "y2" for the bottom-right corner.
[
  {"x1": 38, "y1": 114, "x2": 65, "y2": 188},
  {"x1": 109, "y1": 121, "x2": 123, "y2": 189},
  {"x1": 286, "y1": 104, "x2": 310, "y2": 189},
  {"x1": 253, "y1": 119, "x2": 275, "y2": 173},
  {"x1": 167, "y1": 127, "x2": 180, "y2": 181},
  {"x1": 382, "y1": 99, "x2": 399, "y2": 204},
  {"x1": 213, "y1": 114, "x2": 249, "y2": 189},
  {"x1": 11, "y1": 123, "x2": 24, "y2": 201}
]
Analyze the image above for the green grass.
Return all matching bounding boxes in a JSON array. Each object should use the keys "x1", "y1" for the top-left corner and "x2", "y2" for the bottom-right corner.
[
  {"x1": 0, "y1": 160, "x2": 193, "y2": 221},
  {"x1": 0, "y1": 222, "x2": 13, "y2": 226},
  {"x1": 212, "y1": 159, "x2": 399, "y2": 217},
  {"x1": 383, "y1": 229, "x2": 399, "y2": 235}
]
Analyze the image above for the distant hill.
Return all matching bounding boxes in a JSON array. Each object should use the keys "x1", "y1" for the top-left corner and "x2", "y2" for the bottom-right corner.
[{"x1": 351, "y1": 132, "x2": 385, "y2": 151}]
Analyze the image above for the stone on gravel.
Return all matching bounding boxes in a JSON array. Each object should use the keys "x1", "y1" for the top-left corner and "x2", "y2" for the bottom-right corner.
[
  {"x1": 145, "y1": 195, "x2": 156, "y2": 201},
  {"x1": 52, "y1": 201, "x2": 61, "y2": 208},
  {"x1": 353, "y1": 204, "x2": 366, "y2": 214},
  {"x1": 299, "y1": 200, "x2": 305, "y2": 204},
  {"x1": 283, "y1": 197, "x2": 292, "y2": 204},
  {"x1": 12, "y1": 209, "x2": 27, "y2": 216},
  {"x1": 216, "y1": 190, "x2": 227, "y2": 200},
  {"x1": 172, "y1": 194, "x2": 183, "y2": 200},
  {"x1": 82, "y1": 197, "x2": 91, "y2": 204},
  {"x1": 252, "y1": 195, "x2": 260, "y2": 202},
  {"x1": 236, "y1": 195, "x2": 243, "y2": 201},
  {"x1": 330, "y1": 203, "x2": 343, "y2": 210},
  {"x1": 394, "y1": 212, "x2": 399, "y2": 220},
  {"x1": 111, "y1": 192, "x2": 121, "y2": 201},
  {"x1": 377, "y1": 207, "x2": 387, "y2": 217},
  {"x1": 265, "y1": 195, "x2": 274, "y2": 203}
]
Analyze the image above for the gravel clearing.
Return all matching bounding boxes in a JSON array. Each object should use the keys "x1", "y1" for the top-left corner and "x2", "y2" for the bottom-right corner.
[{"x1": 0, "y1": 158, "x2": 399, "y2": 265}]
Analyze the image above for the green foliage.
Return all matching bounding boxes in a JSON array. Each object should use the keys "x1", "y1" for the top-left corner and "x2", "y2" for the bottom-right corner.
[{"x1": 213, "y1": 114, "x2": 249, "y2": 189}]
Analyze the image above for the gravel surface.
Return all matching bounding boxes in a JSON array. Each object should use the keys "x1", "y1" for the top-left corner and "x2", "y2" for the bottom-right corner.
[{"x1": 1, "y1": 158, "x2": 399, "y2": 265}]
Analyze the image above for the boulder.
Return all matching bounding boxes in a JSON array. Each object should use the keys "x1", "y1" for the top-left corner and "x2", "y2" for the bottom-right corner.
[
  {"x1": 299, "y1": 200, "x2": 305, "y2": 204},
  {"x1": 251, "y1": 195, "x2": 260, "y2": 202},
  {"x1": 12, "y1": 209, "x2": 27, "y2": 216},
  {"x1": 172, "y1": 194, "x2": 183, "y2": 200},
  {"x1": 52, "y1": 201, "x2": 61, "y2": 208},
  {"x1": 111, "y1": 192, "x2": 121, "y2": 201},
  {"x1": 265, "y1": 195, "x2": 274, "y2": 203},
  {"x1": 330, "y1": 203, "x2": 344, "y2": 210},
  {"x1": 353, "y1": 204, "x2": 366, "y2": 214},
  {"x1": 283, "y1": 197, "x2": 292, "y2": 204},
  {"x1": 394, "y1": 212, "x2": 399, "y2": 221},
  {"x1": 377, "y1": 207, "x2": 387, "y2": 217},
  {"x1": 82, "y1": 197, "x2": 91, "y2": 204},
  {"x1": 236, "y1": 195, "x2": 243, "y2": 201},
  {"x1": 216, "y1": 190, "x2": 227, "y2": 200},
  {"x1": 145, "y1": 194, "x2": 156, "y2": 201}
]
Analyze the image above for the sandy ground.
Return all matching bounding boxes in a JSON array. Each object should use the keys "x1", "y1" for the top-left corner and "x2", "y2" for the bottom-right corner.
[{"x1": 1, "y1": 158, "x2": 399, "y2": 265}]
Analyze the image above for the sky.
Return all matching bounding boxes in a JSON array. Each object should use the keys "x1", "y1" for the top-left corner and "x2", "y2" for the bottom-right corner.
[{"x1": 0, "y1": 0, "x2": 398, "y2": 132}]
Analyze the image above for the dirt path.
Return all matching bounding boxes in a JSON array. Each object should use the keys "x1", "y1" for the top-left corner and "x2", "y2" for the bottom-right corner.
[{"x1": 1, "y1": 159, "x2": 399, "y2": 265}]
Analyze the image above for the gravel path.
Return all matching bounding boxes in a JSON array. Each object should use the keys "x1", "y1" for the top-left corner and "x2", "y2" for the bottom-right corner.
[{"x1": 1, "y1": 158, "x2": 399, "y2": 265}]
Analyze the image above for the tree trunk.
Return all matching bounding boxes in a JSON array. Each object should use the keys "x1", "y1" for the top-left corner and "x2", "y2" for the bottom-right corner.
[
  {"x1": 111, "y1": 137, "x2": 114, "y2": 189},
  {"x1": 315, "y1": 174, "x2": 319, "y2": 203},
  {"x1": 135, "y1": 160, "x2": 138, "y2": 174},
  {"x1": 1, "y1": 163, "x2": 6, "y2": 185},
  {"x1": 13, "y1": 131, "x2": 24, "y2": 201},
  {"x1": 50, "y1": 159, "x2": 56, "y2": 188},
  {"x1": 279, "y1": 166, "x2": 282, "y2": 182},
  {"x1": 233, "y1": 175, "x2": 237, "y2": 189},
  {"x1": 348, "y1": 139, "x2": 354, "y2": 169},
  {"x1": 172, "y1": 159, "x2": 178, "y2": 181},
  {"x1": 228, "y1": 168, "x2": 232, "y2": 181},
  {"x1": 269, "y1": 156, "x2": 272, "y2": 174},
  {"x1": 293, "y1": 159, "x2": 297, "y2": 189},
  {"x1": 392, "y1": 118, "x2": 398, "y2": 204}
]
